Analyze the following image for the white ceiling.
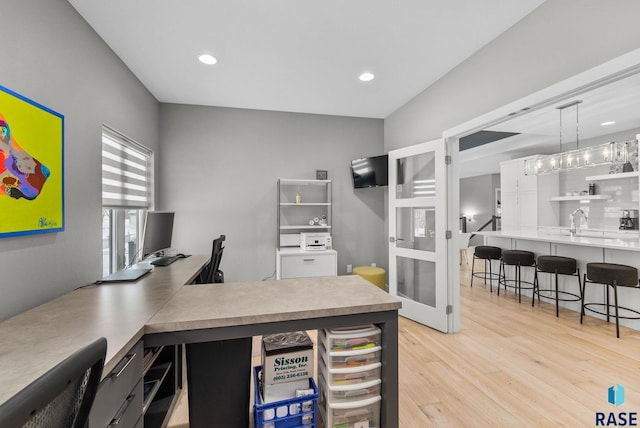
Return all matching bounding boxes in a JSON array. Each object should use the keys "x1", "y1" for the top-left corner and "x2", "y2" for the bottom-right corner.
[
  {"x1": 459, "y1": 70, "x2": 640, "y2": 177},
  {"x1": 67, "y1": 0, "x2": 545, "y2": 118}
]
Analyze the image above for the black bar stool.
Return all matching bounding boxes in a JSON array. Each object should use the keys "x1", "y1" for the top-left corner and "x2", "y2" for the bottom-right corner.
[
  {"x1": 470, "y1": 246, "x2": 503, "y2": 292},
  {"x1": 581, "y1": 262, "x2": 640, "y2": 338},
  {"x1": 499, "y1": 250, "x2": 536, "y2": 303},
  {"x1": 533, "y1": 255, "x2": 581, "y2": 317}
]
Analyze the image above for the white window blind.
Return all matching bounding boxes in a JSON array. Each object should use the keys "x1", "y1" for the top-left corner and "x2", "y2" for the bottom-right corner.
[{"x1": 101, "y1": 126, "x2": 152, "y2": 208}]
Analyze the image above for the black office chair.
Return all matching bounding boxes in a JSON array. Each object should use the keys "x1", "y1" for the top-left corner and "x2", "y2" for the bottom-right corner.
[
  {"x1": 199, "y1": 234, "x2": 225, "y2": 284},
  {"x1": 0, "y1": 337, "x2": 107, "y2": 428}
]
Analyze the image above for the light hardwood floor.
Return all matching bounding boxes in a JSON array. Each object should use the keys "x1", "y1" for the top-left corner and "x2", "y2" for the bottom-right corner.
[{"x1": 169, "y1": 265, "x2": 640, "y2": 427}]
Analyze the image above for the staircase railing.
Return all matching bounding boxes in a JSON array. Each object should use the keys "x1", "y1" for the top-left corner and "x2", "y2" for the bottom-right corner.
[{"x1": 470, "y1": 215, "x2": 501, "y2": 240}]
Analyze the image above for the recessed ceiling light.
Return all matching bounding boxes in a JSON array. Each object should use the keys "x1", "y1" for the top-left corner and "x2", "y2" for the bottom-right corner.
[
  {"x1": 601, "y1": 121, "x2": 616, "y2": 126},
  {"x1": 198, "y1": 54, "x2": 218, "y2": 65},
  {"x1": 359, "y1": 72, "x2": 375, "y2": 82}
]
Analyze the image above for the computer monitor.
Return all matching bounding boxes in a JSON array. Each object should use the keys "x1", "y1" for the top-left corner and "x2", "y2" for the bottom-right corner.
[{"x1": 141, "y1": 211, "x2": 175, "y2": 258}]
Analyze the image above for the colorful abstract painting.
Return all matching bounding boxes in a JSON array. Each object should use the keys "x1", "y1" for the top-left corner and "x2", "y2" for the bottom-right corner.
[{"x1": 0, "y1": 86, "x2": 64, "y2": 237}]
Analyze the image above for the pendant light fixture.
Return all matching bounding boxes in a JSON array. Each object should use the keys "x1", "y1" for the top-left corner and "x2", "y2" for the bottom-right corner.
[{"x1": 525, "y1": 100, "x2": 634, "y2": 175}]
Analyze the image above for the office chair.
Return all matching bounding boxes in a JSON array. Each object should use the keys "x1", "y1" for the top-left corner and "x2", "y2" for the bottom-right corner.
[
  {"x1": 199, "y1": 234, "x2": 225, "y2": 284},
  {"x1": 0, "y1": 337, "x2": 107, "y2": 428}
]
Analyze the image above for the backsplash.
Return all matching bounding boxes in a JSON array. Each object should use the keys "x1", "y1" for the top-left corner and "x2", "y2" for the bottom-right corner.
[{"x1": 558, "y1": 163, "x2": 639, "y2": 230}]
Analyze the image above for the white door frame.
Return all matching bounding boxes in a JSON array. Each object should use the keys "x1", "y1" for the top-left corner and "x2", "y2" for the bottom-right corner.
[{"x1": 442, "y1": 48, "x2": 640, "y2": 333}]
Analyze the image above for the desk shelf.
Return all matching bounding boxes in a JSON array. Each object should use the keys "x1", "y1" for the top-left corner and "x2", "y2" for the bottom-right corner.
[
  {"x1": 143, "y1": 345, "x2": 181, "y2": 428},
  {"x1": 143, "y1": 362, "x2": 172, "y2": 413}
]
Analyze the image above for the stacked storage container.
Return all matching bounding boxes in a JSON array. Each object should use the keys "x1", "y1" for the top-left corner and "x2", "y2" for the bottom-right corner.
[{"x1": 317, "y1": 325, "x2": 382, "y2": 428}]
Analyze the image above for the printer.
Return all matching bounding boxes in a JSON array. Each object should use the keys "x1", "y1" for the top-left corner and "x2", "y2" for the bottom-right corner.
[{"x1": 300, "y1": 232, "x2": 332, "y2": 251}]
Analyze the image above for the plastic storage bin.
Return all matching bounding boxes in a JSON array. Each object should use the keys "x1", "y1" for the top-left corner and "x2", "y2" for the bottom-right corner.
[
  {"x1": 254, "y1": 366, "x2": 318, "y2": 428},
  {"x1": 319, "y1": 325, "x2": 381, "y2": 353},
  {"x1": 318, "y1": 375, "x2": 381, "y2": 404},
  {"x1": 319, "y1": 395, "x2": 381, "y2": 428},
  {"x1": 318, "y1": 360, "x2": 381, "y2": 386},
  {"x1": 318, "y1": 341, "x2": 381, "y2": 369}
]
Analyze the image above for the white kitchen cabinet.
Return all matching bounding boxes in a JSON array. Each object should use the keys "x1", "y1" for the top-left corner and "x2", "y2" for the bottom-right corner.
[
  {"x1": 276, "y1": 248, "x2": 337, "y2": 280},
  {"x1": 500, "y1": 157, "x2": 537, "y2": 193},
  {"x1": 500, "y1": 156, "x2": 558, "y2": 232}
]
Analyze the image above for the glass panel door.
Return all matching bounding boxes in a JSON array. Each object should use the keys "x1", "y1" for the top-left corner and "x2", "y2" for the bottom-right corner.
[{"x1": 389, "y1": 139, "x2": 449, "y2": 332}]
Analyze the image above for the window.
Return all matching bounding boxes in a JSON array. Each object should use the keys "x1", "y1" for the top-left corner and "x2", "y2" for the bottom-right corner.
[{"x1": 101, "y1": 126, "x2": 153, "y2": 276}]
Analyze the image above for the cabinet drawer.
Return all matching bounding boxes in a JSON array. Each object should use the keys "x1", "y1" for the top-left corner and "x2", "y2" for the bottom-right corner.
[
  {"x1": 90, "y1": 341, "x2": 143, "y2": 427},
  {"x1": 280, "y1": 253, "x2": 336, "y2": 279},
  {"x1": 106, "y1": 380, "x2": 143, "y2": 428}
]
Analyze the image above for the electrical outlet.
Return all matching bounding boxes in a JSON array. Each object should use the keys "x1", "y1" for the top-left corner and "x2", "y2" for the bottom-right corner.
[
  {"x1": 371, "y1": 263, "x2": 377, "y2": 267},
  {"x1": 347, "y1": 264, "x2": 352, "y2": 273}
]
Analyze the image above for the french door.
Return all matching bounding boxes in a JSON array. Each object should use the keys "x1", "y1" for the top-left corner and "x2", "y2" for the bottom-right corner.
[{"x1": 388, "y1": 139, "x2": 449, "y2": 332}]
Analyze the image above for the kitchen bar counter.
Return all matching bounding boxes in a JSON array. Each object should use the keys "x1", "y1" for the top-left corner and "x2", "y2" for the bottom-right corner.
[
  {"x1": 476, "y1": 229, "x2": 640, "y2": 251},
  {"x1": 475, "y1": 230, "x2": 640, "y2": 332}
]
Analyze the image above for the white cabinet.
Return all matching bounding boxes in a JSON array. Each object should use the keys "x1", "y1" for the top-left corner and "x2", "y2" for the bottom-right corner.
[
  {"x1": 276, "y1": 248, "x2": 337, "y2": 280},
  {"x1": 500, "y1": 158, "x2": 537, "y2": 193},
  {"x1": 500, "y1": 156, "x2": 558, "y2": 232}
]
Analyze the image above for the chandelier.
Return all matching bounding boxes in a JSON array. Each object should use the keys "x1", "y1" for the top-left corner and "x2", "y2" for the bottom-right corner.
[{"x1": 525, "y1": 101, "x2": 637, "y2": 175}]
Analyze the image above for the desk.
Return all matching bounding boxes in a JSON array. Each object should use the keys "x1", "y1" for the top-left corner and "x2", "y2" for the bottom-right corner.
[{"x1": 0, "y1": 255, "x2": 401, "y2": 427}]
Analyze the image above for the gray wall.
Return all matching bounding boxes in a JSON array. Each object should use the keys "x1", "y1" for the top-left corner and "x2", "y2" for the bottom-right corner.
[
  {"x1": 460, "y1": 174, "x2": 500, "y2": 246},
  {"x1": 5, "y1": 0, "x2": 640, "y2": 323},
  {"x1": 158, "y1": 104, "x2": 386, "y2": 281},
  {"x1": 0, "y1": 0, "x2": 159, "y2": 321},
  {"x1": 383, "y1": 0, "x2": 640, "y2": 269},
  {"x1": 385, "y1": 0, "x2": 640, "y2": 150}
]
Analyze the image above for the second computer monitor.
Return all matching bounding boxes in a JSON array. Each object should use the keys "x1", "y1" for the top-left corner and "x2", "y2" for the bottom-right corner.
[{"x1": 142, "y1": 211, "x2": 175, "y2": 258}]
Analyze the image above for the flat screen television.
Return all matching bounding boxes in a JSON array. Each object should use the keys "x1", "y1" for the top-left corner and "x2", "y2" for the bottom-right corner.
[
  {"x1": 142, "y1": 211, "x2": 175, "y2": 258},
  {"x1": 350, "y1": 154, "x2": 388, "y2": 188}
]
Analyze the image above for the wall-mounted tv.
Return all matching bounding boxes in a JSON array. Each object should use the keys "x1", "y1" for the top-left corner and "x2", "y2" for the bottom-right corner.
[{"x1": 350, "y1": 154, "x2": 388, "y2": 188}]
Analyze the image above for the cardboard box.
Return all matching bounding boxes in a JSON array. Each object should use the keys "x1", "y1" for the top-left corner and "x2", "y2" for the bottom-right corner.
[{"x1": 262, "y1": 331, "x2": 314, "y2": 385}]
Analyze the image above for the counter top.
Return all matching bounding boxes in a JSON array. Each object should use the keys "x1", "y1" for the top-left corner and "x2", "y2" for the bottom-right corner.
[
  {"x1": 476, "y1": 230, "x2": 640, "y2": 251},
  {"x1": 146, "y1": 275, "x2": 401, "y2": 334},
  {"x1": 0, "y1": 256, "x2": 400, "y2": 408},
  {"x1": 0, "y1": 254, "x2": 209, "y2": 407}
]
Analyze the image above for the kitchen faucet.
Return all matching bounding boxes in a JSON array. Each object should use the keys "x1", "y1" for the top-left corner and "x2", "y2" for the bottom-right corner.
[{"x1": 569, "y1": 208, "x2": 588, "y2": 236}]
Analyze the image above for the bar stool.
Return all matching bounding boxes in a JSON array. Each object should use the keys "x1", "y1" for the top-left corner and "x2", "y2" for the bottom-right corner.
[
  {"x1": 499, "y1": 250, "x2": 536, "y2": 303},
  {"x1": 533, "y1": 255, "x2": 581, "y2": 317},
  {"x1": 470, "y1": 246, "x2": 503, "y2": 292},
  {"x1": 581, "y1": 262, "x2": 640, "y2": 338}
]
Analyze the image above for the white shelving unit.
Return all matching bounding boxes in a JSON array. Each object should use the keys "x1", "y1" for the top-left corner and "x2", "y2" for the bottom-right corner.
[
  {"x1": 276, "y1": 179, "x2": 337, "y2": 280},
  {"x1": 277, "y1": 179, "x2": 332, "y2": 248}
]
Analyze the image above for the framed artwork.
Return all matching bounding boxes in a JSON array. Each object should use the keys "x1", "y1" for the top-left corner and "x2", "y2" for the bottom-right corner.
[{"x1": 0, "y1": 85, "x2": 64, "y2": 237}]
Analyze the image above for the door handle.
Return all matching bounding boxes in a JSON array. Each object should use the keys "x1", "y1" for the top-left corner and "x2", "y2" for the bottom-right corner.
[
  {"x1": 389, "y1": 237, "x2": 405, "y2": 243},
  {"x1": 108, "y1": 352, "x2": 136, "y2": 379}
]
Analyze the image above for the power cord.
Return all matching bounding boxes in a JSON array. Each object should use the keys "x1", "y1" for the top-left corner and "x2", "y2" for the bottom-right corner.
[{"x1": 262, "y1": 269, "x2": 276, "y2": 281}]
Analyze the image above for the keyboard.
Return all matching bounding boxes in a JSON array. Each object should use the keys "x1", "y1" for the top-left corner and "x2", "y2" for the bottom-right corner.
[{"x1": 151, "y1": 255, "x2": 180, "y2": 266}]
